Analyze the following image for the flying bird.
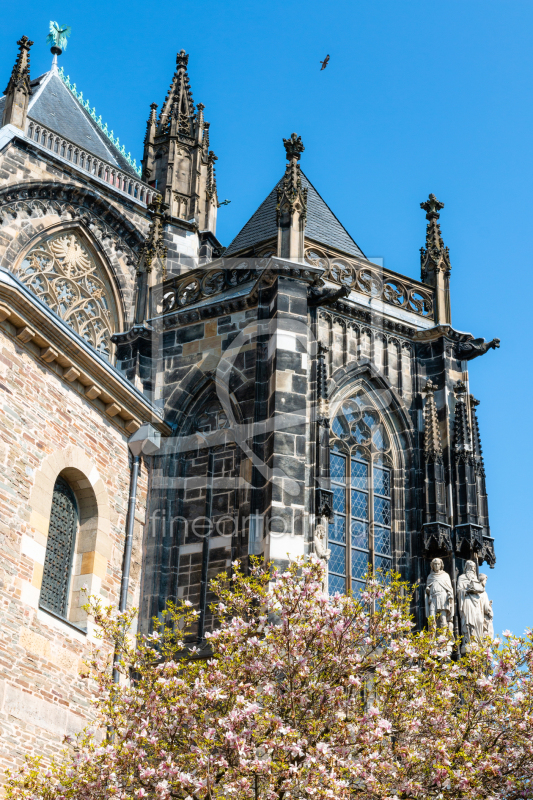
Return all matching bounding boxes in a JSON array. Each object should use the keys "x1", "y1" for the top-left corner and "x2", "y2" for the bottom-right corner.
[
  {"x1": 46, "y1": 21, "x2": 72, "y2": 52},
  {"x1": 320, "y1": 54, "x2": 330, "y2": 70}
]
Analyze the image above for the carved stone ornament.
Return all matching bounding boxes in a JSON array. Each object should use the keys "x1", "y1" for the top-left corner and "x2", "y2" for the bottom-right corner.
[
  {"x1": 425, "y1": 557, "x2": 454, "y2": 632},
  {"x1": 304, "y1": 248, "x2": 434, "y2": 319},
  {"x1": 457, "y1": 560, "x2": 493, "y2": 651},
  {"x1": 454, "y1": 337, "x2": 500, "y2": 361},
  {"x1": 0, "y1": 183, "x2": 145, "y2": 266},
  {"x1": 422, "y1": 522, "x2": 453, "y2": 557},
  {"x1": 16, "y1": 231, "x2": 117, "y2": 358},
  {"x1": 314, "y1": 523, "x2": 331, "y2": 563}
]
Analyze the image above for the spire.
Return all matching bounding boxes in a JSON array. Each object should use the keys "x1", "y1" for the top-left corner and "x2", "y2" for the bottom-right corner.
[
  {"x1": 141, "y1": 103, "x2": 158, "y2": 182},
  {"x1": 158, "y1": 50, "x2": 196, "y2": 137},
  {"x1": 420, "y1": 194, "x2": 452, "y2": 325},
  {"x1": 453, "y1": 380, "x2": 472, "y2": 457},
  {"x1": 2, "y1": 36, "x2": 34, "y2": 130},
  {"x1": 276, "y1": 133, "x2": 308, "y2": 260},
  {"x1": 146, "y1": 51, "x2": 218, "y2": 232},
  {"x1": 469, "y1": 395, "x2": 485, "y2": 475},
  {"x1": 134, "y1": 198, "x2": 169, "y2": 325},
  {"x1": 423, "y1": 380, "x2": 443, "y2": 462}
]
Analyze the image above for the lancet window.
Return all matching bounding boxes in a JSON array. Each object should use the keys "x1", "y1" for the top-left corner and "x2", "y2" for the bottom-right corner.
[
  {"x1": 16, "y1": 231, "x2": 118, "y2": 359},
  {"x1": 328, "y1": 395, "x2": 393, "y2": 595},
  {"x1": 40, "y1": 476, "x2": 78, "y2": 619}
]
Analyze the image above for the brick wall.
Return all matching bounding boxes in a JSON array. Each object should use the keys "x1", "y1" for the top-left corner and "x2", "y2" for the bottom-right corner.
[{"x1": 0, "y1": 328, "x2": 148, "y2": 774}]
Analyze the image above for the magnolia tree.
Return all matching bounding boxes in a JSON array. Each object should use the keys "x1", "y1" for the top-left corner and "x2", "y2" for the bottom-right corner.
[{"x1": 6, "y1": 558, "x2": 533, "y2": 800}]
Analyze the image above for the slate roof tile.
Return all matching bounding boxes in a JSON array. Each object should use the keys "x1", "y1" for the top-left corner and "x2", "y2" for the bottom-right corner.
[
  {"x1": 225, "y1": 171, "x2": 365, "y2": 259},
  {"x1": 1, "y1": 71, "x2": 138, "y2": 177}
]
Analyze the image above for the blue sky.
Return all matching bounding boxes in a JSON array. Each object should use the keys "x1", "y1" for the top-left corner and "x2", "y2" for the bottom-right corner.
[{"x1": 1, "y1": 0, "x2": 531, "y2": 634}]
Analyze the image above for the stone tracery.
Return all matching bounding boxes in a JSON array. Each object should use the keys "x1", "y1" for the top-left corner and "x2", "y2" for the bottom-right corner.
[{"x1": 17, "y1": 230, "x2": 117, "y2": 358}]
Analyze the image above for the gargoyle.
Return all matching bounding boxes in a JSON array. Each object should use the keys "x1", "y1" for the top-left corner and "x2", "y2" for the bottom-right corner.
[
  {"x1": 454, "y1": 337, "x2": 500, "y2": 361},
  {"x1": 307, "y1": 284, "x2": 350, "y2": 307}
]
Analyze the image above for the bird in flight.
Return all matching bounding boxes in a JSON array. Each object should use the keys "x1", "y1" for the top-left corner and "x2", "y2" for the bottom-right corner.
[{"x1": 320, "y1": 55, "x2": 330, "y2": 70}]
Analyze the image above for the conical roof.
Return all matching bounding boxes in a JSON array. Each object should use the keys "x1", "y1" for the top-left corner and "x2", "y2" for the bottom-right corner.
[
  {"x1": 1, "y1": 69, "x2": 139, "y2": 177},
  {"x1": 225, "y1": 171, "x2": 365, "y2": 259}
]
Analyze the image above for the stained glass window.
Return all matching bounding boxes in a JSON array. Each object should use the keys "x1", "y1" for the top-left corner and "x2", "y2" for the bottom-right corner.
[
  {"x1": 17, "y1": 231, "x2": 117, "y2": 359},
  {"x1": 328, "y1": 398, "x2": 393, "y2": 595},
  {"x1": 40, "y1": 476, "x2": 78, "y2": 618}
]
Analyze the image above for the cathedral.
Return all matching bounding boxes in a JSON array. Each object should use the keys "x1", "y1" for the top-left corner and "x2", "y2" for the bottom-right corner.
[{"x1": 0, "y1": 31, "x2": 499, "y2": 769}]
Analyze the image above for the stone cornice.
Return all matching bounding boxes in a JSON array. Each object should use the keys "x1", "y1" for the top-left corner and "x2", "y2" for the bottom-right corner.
[{"x1": 0, "y1": 268, "x2": 170, "y2": 436}]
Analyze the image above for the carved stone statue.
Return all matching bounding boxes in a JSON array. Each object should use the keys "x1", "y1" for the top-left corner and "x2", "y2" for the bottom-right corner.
[
  {"x1": 425, "y1": 558, "x2": 454, "y2": 632},
  {"x1": 314, "y1": 523, "x2": 331, "y2": 563},
  {"x1": 479, "y1": 573, "x2": 494, "y2": 639},
  {"x1": 457, "y1": 560, "x2": 487, "y2": 650}
]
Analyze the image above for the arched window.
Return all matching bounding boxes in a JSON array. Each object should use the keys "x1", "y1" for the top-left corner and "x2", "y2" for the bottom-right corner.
[
  {"x1": 16, "y1": 231, "x2": 118, "y2": 359},
  {"x1": 40, "y1": 476, "x2": 78, "y2": 618},
  {"x1": 328, "y1": 394, "x2": 393, "y2": 595}
]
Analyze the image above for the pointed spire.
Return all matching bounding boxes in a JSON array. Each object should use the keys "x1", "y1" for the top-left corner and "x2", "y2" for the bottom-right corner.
[
  {"x1": 423, "y1": 380, "x2": 443, "y2": 462},
  {"x1": 158, "y1": 49, "x2": 196, "y2": 137},
  {"x1": 420, "y1": 193, "x2": 452, "y2": 324},
  {"x1": 134, "y1": 198, "x2": 169, "y2": 325},
  {"x1": 147, "y1": 51, "x2": 218, "y2": 232},
  {"x1": 141, "y1": 102, "x2": 158, "y2": 182},
  {"x1": 470, "y1": 395, "x2": 485, "y2": 476},
  {"x1": 277, "y1": 133, "x2": 308, "y2": 261},
  {"x1": 2, "y1": 36, "x2": 34, "y2": 130},
  {"x1": 453, "y1": 380, "x2": 472, "y2": 457}
]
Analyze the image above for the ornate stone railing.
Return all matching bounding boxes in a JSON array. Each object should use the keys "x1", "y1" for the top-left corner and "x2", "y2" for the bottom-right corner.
[
  {"x1": 304, "y1": 247, "x2": 434, "y2": 319},
  {"x1": 155, "y1": 261, "x2": 254, "y2": 315},
  {"x1": 26, "y1": 121, "x2": 156, "y2": 207}
]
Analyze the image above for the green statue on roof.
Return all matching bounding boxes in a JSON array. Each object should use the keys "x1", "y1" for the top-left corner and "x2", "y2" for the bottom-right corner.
[{"x1": 46, "y1": 21, "x2": 71, "y2": 58}]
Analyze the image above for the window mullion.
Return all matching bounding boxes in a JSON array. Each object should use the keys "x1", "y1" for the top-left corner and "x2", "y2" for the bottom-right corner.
[
  {"x1": 369, "y1": 459, "x2": 375, "y2": 574},
  {"x1": 346, "y1": 458, "x2": 351, "y2": 594}
]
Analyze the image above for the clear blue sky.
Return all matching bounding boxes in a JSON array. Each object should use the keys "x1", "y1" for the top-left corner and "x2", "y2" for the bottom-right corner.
[{"x1": 1, "y1": 1, "x2": 530, "y2": 634}]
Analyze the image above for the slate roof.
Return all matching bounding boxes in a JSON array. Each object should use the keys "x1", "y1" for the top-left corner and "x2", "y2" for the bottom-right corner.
[
  {"x1": 225, "y1": 171, "x2": 366, "y2": 259},
  {"x1": 1, "y1": 70, "x2": 139, "y2": 177}
]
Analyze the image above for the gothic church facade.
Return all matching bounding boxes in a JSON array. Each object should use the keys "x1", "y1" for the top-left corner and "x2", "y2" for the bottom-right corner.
[{"x1": 0, "y1": 34, "x2": 498, "y2": 769}]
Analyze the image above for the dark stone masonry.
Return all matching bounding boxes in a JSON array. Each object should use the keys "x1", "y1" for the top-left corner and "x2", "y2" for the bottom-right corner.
[{"x1": 0, "y1": 35, "x2": 498, "y2": 772}]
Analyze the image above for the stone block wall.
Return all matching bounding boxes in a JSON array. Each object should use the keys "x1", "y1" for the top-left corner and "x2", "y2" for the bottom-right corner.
[{"x1": 0, "y1": 327, "x2": 148, "y2": 774}]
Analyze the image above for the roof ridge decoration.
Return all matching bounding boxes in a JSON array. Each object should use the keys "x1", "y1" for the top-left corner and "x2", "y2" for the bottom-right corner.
[{"x1": 57, "y1": 65, "x2": 141, "y2": 176}]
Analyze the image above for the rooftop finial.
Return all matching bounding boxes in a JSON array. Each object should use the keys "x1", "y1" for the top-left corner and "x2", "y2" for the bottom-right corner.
[
  {"x1": 283, "y1": 132, "x2": 305, "y2": 163},
  {"x1": 46, "y1": 21, "x2": 71, "y2": 70}
]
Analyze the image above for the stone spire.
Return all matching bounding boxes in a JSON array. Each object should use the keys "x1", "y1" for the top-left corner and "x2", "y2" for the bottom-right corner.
[
  {"x1": 420, "y1": 194, "x2": 452, "y2": 325},
  {"x1": 469, "y1": 395, "x2": 485, "y2": 475},
  {"x1": 423, "y1": 380, "x2": 443, "y2": 462},
  {"x1": 453, "y1": 380, "x2": 472, "y2": 457},
  {"x1": 2, "y1": 36, "x2": 34, "y2": 130},
  {"x1": 276, "y1": 133, "x2": 308, "y2": 261},
  {"x1": 134, "y1": 198, "x2": 169, "y2": 325},
  {"x1": 141, "y1": 51, "x2": 218, "y2": 233},
  {"x1": 141, "y1": 103, "x2": 158, "y2": 182}
]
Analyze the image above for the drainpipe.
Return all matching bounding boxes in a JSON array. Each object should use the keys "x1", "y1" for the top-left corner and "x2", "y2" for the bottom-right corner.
[{"x1": 113, "y1": 423, "x2": 161, "y2": 684}]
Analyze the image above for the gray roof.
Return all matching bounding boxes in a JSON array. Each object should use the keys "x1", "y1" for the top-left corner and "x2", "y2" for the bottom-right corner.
[
  {"x1": 225, "y1": 171, "x2": 365, "y2": 258},
  {"x1": 0, "y1": 70, "x2": 139, "y2": 177}
]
